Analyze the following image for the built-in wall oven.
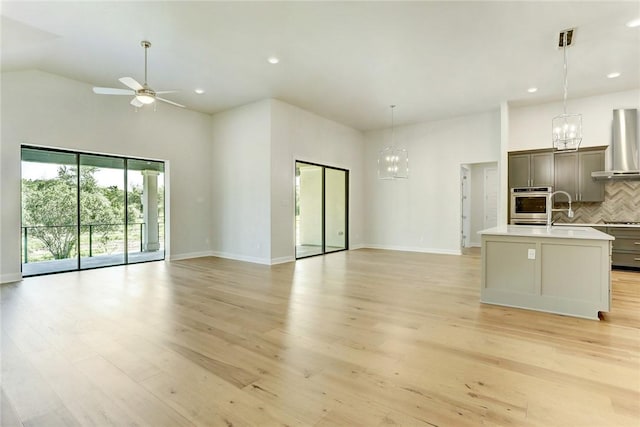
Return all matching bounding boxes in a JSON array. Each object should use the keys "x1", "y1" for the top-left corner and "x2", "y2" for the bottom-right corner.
[{"x1": 510, "y1": 187, "x2": 552, "y2": 225}]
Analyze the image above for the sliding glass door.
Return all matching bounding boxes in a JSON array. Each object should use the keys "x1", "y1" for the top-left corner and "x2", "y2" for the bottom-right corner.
[
  {"x1": 324, "y1": 167, "x2": 347, "y2": 253},
  {"x1": 295, "y1": 161, "x2": 348, "y2": 259},
  {"x1": 21, "y1": 148, "x2": 79, "y2": 274},
  {"x1": 79, "y1": 154, "x2": 126, "y2": 269},
  {"x1": 127, "y1": 159, "x2": 165, "y2": 263},
  {"x1": 21, "y1": 146, "x2": 165, "y2": 276}
]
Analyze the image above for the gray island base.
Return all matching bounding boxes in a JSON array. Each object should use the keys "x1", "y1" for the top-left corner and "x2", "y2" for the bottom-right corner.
[{"x1": 479, "y1": 225, "x2": 614, "y2": 320}]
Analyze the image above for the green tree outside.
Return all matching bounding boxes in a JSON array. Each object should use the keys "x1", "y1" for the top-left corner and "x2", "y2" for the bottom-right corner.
[{"x1": 22, "y1": 166, "x2": 145, "y2": 260}]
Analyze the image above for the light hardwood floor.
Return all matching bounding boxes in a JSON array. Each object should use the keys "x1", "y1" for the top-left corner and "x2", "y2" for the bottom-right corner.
[{"x1": 1, "y1": 249, "x2": 639, "y2": 426}]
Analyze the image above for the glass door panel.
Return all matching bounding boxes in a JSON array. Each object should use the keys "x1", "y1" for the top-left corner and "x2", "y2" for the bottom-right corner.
[
  {"x1": 21, "y1": 148, "x2": 79, "y2": 276},
  {"x1": 21, "y1": 146, "x2": 166, "y2": 276},
  {"x1": 79, "y1": 154, "x2": 125, "y2": 269},
  {"x1": 127, "y1": 159, "x2": 165, "y2": 263},
  {"x1": 295, "y1": 162, "x2": 324, "y2": 258},
  {"x1": 324, "y1": 168, "x2": 347, "y2": 253}
]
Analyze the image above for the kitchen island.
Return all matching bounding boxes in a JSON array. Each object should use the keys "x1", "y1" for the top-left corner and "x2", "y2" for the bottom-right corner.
[{"x1": 479, "y1": 225, "x2": 614, "y2": 320}]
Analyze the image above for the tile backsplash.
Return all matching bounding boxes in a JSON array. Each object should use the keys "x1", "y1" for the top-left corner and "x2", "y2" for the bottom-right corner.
[{"x1": 553, "y1": 181, "x2": 640, "y2": 223}]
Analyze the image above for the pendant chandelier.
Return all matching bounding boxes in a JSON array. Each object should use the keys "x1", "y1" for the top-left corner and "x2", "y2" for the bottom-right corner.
[
  {"x1": 552, "y1": 29, "x2": 582, "y2": 152},
  {"x1": 378, "y1": 105, "x2": 409, "y2": 180}
]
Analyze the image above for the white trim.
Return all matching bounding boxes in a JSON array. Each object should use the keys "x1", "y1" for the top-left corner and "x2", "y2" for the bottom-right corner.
[
  {"x1": 349, "y1": 243, "x2": 366, "y2": 250},
  {"x1": 169, "y1": 251, "x2": 214, "y2": 261},
  {"x1": 271, "y1": 256, "x2": 295, "y2": 265},
  {"x1": 469, "y1": 242, "x2": 481, "y2": 248},
  {"x1": 1, "y1": 273, "x2": 22, "y2": 284},
  {"x1": 210, "y1": 251, "x2": 271, "y2": 265},
  {"x1": 362, "y1": 244, "x2": 461, "y2": 256}
]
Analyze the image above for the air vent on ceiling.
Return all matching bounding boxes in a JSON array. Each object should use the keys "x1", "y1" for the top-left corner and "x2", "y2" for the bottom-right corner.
[{"x1": 558, "y1": 29, "x2": 575, "y2": 48}]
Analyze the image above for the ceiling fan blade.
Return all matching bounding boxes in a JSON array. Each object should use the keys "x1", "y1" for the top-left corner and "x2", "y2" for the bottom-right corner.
[
  {"x1": 156, "y1": 97, "x2": 185, "y2": 108},
  {"x1": 155, "y1": 90, "x2": 178, "y2": 94},
  {"x1": 130, "y1": 98, "x2": 144, "y2": 108},
  {"x1": 119, "y1": 77, "x2": 143, "y2": 91},
  {"x1": 93, "y1": 87, "x2": 135, "y2": 95}
]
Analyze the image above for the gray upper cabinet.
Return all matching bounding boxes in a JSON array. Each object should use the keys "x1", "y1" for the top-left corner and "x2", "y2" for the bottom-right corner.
[
  {"x1": 508, "y1": 154, "x2": 531, "y2": 188},
  {"x1": 530, "y1": 153, "x2": 554, "y2": 187},
  {"x1": 579, "y1": 151, "x2": 605, "y2": 202},
  {"x1": 508, "y1": 152, "x2": 553, "y2": 188},
  {"x1": 553, "y1": 149, "x2": 605, "y2": 202},
  {"x1": 554, "y1": 152, "x2": 578, "y2": 197}
]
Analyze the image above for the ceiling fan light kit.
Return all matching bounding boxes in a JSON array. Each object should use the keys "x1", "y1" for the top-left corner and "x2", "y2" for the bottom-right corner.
[{"x1": 92, "y1": 40, "x2": 185, "y2": 109}]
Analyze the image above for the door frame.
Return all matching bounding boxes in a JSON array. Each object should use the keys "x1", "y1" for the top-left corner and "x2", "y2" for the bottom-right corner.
[
  {"x1": 294, "y1": 160, "x2": 349, "y2": 259},
  {"x1": 20, "y1": 144, "x2": 167, "y2": 276},
  {"x1": 460, "y1": 165, "x2": 471, "y2": 248}
]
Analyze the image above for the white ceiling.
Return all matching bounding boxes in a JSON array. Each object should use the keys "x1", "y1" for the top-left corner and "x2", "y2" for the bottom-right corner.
[{"x1": 1, "y1": 1, "x2": 639, "y2": 130}]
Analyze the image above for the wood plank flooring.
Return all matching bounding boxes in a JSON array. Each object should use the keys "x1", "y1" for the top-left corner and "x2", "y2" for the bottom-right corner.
[{"x1": 1, "y1": 249, "x2": 639, "y2": 426}]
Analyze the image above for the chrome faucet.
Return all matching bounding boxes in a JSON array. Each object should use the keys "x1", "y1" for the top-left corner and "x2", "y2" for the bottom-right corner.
[{"x1": 547, "y1": 190, "x2": 574, "y2": 229}]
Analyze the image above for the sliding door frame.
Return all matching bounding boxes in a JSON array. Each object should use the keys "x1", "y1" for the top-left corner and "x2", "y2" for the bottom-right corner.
[
  {"x1": 20, "y1": 145, "x2": 166, "y2": 277},
  {"x1": 294, "y1": 160, "x2": 349, "y2": 260}
]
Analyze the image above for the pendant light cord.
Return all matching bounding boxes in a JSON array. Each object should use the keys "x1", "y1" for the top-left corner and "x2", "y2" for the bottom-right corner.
[
  {"x1": 390, "y1": 105, "x2": 396, "y2": 149},
  {"x1": 562, "y1": 33, "x2": 568, "y2": 116}
]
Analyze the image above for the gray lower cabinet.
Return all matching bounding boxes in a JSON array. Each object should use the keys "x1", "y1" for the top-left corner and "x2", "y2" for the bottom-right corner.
[
  {"x1": 508, "y1": 152, "x2": 554, "y2": 188},
  {"x1": 607, "y1": 227, "x2": 640, "y2": 269},
  {"x1": 554, "y1": 150, "x2": 605, "y2": 202}
]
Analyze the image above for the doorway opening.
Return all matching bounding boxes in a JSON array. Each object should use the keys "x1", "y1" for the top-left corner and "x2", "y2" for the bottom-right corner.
[
  {"x1": 295, "y1": 161, "x2": 348, "y2": 259},
  {"x1": 460, "y1": 162, "x2": 498, "y2": 250},
  {"x1": 21, "y1": 146, "x2": 166, "y2": 276}
]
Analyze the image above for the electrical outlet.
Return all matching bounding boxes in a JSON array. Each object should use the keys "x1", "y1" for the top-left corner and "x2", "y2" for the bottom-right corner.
[{"x1": 527, "y1": 249, "x2": 536, "y2": 260}]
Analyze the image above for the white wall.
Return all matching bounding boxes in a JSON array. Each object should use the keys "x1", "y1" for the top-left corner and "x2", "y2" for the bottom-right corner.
[
  {"x1": 270, "y1": 99, "x2": 365, "y2": 262},
  {"x1": 0, "y1": 70, "x2": 213, "y2": 282},
  {"x1": 364, "y1": 110, "x2": 500, "y2": 254},
  {"x1": 509, "y1": 90, "x2": 640, "y2": 160},
  {"x1": 210, "y1": 99, "x2": 272, "y2": 264}
]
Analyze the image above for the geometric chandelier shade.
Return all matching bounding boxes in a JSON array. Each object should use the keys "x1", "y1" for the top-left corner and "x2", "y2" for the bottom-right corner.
[
  {"x1": 552, "y1": 113, "x2": 582, "y2": 151},
  {"x1": 378, "y1": 105, "x2": 409, "y2": 179},
  {"x1": 552, "y1": 28, "x2": 582, "y2": 152}
]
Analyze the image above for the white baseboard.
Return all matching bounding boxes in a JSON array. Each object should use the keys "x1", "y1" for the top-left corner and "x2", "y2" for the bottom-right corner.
[
  {"x1": 349, "y1": 243, "x2": 366, "y2": 250},
  {"x1": 469, "y1": 241, "x2": 481, "y2": 248},
  {"x1": 172, "y1": 250, "x2": 291, "y2": 266},
  {"x1": 169, "y1": 251, "x2": 214, "y2": 261},
  {"x1": 211, "y1": 251, "x2": 271, "y2": 265},
  {"x1": 362, "y1": 244, "x2": 462, "y2": 256},
  {"x1": 1, "y1": 273, "x2": 22, "y2": 284},
  {"x1": 271, "y1": 256, "x2": 295, "y2": 265}
]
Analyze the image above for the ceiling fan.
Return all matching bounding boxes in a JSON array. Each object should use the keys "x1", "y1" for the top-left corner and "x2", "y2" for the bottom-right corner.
[{"x1": 92, "y1": 41, "x2": 185, "y2": 109}]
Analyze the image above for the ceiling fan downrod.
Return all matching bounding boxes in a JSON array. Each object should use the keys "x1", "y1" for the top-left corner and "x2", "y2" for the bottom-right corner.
[{"x1": 141, "y1": 40, "x2": 151, "y2": 86}]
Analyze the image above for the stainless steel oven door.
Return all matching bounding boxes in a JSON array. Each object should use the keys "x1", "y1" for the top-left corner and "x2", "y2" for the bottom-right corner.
[{"x1": 510, "y1": 192, "x2": 549, "y2": 222}]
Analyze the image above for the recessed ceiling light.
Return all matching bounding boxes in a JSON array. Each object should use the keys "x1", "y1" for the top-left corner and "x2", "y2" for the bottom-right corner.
[
  {"x1": 626, "y1": 18, "x2": 640, "y2": 28},
  {"x1": 194, "y1": 89, "x2": 205, "y2": 94},
  {"x1": 527, "y1": 87, "x2": 538, "y2": 93},
  {"x1": 267, "y1": 56, "x2": 280, "y2": 64},
  {"x1": 607, "y1": 72, "x2": 621, "y2": 79}
]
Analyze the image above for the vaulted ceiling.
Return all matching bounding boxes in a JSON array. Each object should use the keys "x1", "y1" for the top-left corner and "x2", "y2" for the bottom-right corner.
[{"x1": 2, "y1": 1, "x2": 639, "y2": 130}]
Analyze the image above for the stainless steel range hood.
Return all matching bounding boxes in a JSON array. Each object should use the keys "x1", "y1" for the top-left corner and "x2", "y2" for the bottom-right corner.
[{"x1": 592, "y1": 109, "x2": 640, "y2": 180}]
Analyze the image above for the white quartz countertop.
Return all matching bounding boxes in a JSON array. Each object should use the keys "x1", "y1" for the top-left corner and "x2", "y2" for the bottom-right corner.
[{"x1": 479, "y1": 225, "x2": 614, "y2": 240}]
